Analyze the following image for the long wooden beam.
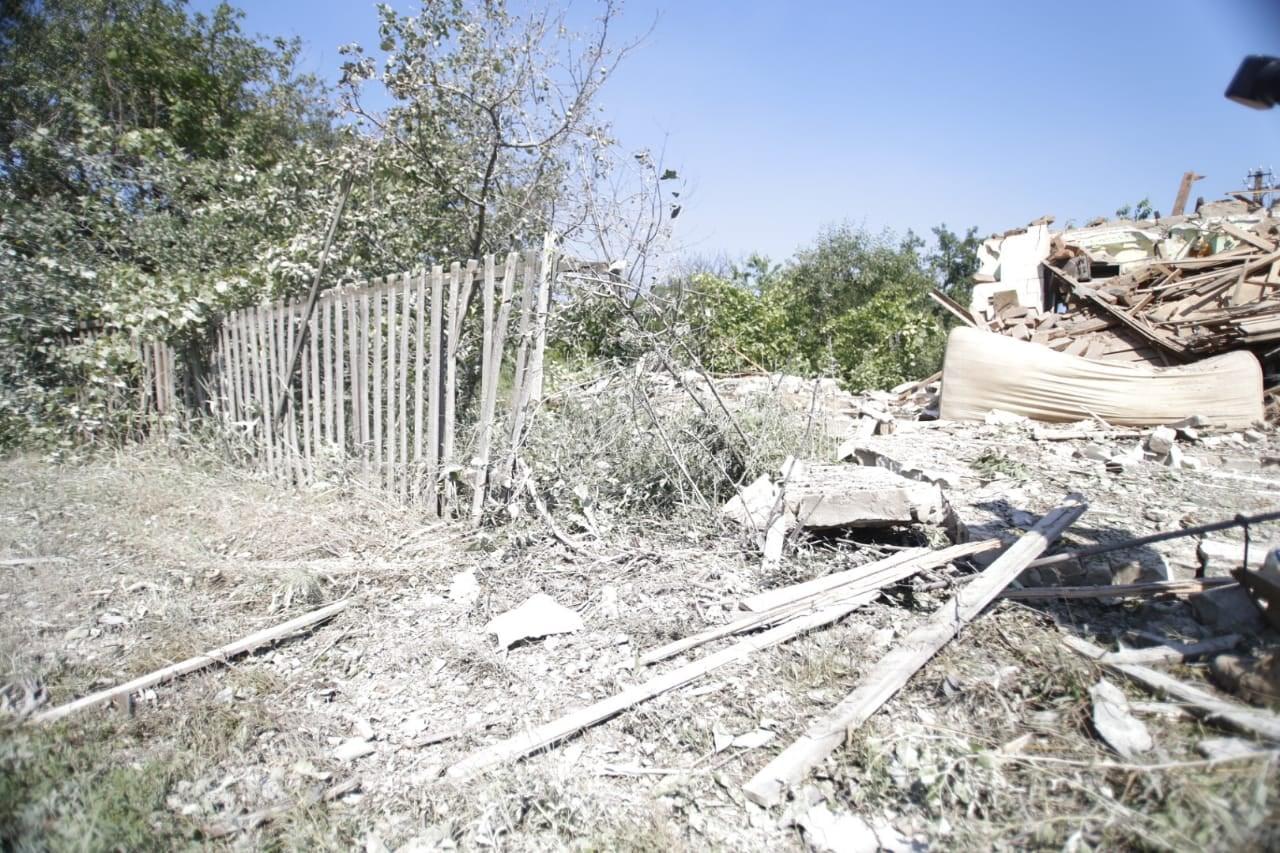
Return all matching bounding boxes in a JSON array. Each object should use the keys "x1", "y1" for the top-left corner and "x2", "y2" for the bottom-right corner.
[
  {"x1": 32, "y1": 600, "x2": 349, "y2": 725},
  {"x1": 742, "y1": 495, "x2": 1087, "y2": 806}
]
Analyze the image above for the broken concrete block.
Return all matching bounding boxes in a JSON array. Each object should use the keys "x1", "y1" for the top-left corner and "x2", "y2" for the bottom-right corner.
[
  {"x1": 1164, "y1": 443, "x2": 1184, "y2": 468},
  {"x1": 1147, "y1": 426, "x2": 1176, "y2": 456},
  {"x1": 784, "y1": 464, "x2": 949, "y2": 529},
  {"x1": 721, "y1": 474, "x2": 778, "y2": 532},
  {"x1": 1244, "y1": 429, "x2": 1265, "y2": 444},
  {"x1": 1190, "y1": 585, "x2": 1265, "y2": 634}
]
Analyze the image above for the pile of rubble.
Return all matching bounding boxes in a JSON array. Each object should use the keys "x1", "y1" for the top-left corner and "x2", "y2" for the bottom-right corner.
[
  {"x1": 970, "y1": 201, "x2": 1280, "y2": 364},
  {"x1": 949, "y1": 198, "x2": 1280, "y2": 424}
]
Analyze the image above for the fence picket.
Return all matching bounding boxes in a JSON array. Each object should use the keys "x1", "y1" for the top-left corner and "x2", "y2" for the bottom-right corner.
[{"x1": 426, "y1": 265, "x2": 443, "y2": 515}]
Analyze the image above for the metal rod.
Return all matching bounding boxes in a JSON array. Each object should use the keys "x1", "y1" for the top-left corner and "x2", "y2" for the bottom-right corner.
[{"x1": 1027, "y1": 509, "x2": 1280, "y2": 570}]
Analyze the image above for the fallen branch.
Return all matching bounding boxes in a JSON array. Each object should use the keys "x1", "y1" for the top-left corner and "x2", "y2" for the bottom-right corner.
[
  {"x1": 645, "y1": 540, "x2": 1001, "y2": 666},
  {"x1": 742, "y1": 494, "x2": 1087, "y2": 807},
  {"x1": 445, "y1": 597, "x2": 870, "y2": 781},
  {"x1": 33, "y1": 599, "x2": 349, "y2": 725},
  {"x1": 1063, "y1": 635, "x2": 1280, "y2": 742}
]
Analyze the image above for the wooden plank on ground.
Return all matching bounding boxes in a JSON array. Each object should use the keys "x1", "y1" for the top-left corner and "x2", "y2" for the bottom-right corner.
[
  {"x1": 742, "y1": 494, "x2": 1088, "y2": 806},
  {"x1": 645, "y1": 540, "x2": 1004, "y2": 666},
  {"x1": 33, "y1": 600, "x2": 349, "y2": 725}
]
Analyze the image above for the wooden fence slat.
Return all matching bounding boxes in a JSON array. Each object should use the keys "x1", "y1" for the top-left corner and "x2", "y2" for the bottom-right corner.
[
  {"x1": 471, "y1": 253, "x2": 517, "y2": 523},
  {"x1": 357, "y1": 289, "x2": 370, "y2": 465},
  {"x1": 227, "y1": 314, "x2": 242, "y2": 422},
  {"x1": 300, "y1": 303, "x2": 314, "y2": 468},
  {"x1": 234, "y1": 311, "x2": 251, "y2": 427},
  {"x1": 337, "y1": 289, "x2": 348, "y2": 454},
  {"x1": 256, "y1": 305, "x2": 276, "y2": 474},
  {"x1": 398, "y1": 272, "x2": 411, "y2": 501},
  {"x1": 215, "y1": 323, "x2": 230, "y2": 419},
  {"x1": 413, "y1": 269, "x2": 426, "y2": 498},
  {"x1": 509, "y1": 249, "x2": 536, "y2": 427},
  {"x1": 526, "y1": 234, "x2": 555, "y2": 405},
  {"x1": 323, "y1": 293, "x2": 335, "y2": 446},
  {"x1": 385, "y1": 279, "x2": 398, "y2": 493},
  {"x1": 309, "y1": 301, "x2": 322, "y2": 457},
  {"x1": 373, "y1": 281, "x2": 384, "y2": 482},
  {"x1": 281, "y1": 300, "x2": 304, "y2": 484},
  {"x1": 426, "y1": 265, "x2": 443, "y2": 516},
  {"x1": 469, "y1": 256, "x2": 496, "y2": 522},
  {"x1": 442, "y1": 262, "x2": 461, "y2": 513}
]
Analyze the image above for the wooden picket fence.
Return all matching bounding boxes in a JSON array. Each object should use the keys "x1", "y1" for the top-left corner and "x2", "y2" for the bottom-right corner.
[
  {"x1": 138, "y1": 339, "x2": 180, "y2": 415},
  {"x1": 208, "y1": 243, "x2": 554, "y2": 518}
]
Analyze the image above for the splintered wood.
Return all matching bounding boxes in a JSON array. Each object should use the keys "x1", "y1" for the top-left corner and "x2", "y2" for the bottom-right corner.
[{"x1": 983, "y1": 218, "x2": 1280, "y2": 367}]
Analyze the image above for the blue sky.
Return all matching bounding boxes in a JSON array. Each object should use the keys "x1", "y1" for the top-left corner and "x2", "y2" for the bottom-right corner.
[{"x1": 197, "y1": 0, "x2": 1280, "y2": 262}]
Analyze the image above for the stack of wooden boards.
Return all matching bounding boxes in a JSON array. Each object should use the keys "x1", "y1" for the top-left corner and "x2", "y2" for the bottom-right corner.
[{"x1": 981, "y1": 217, "x2": 1280, "y2": 369}]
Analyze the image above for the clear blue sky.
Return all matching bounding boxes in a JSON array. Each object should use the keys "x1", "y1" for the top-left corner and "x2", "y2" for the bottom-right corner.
[{"x1": 197, "y1": 0, "x2": 1280, "y2": 262}]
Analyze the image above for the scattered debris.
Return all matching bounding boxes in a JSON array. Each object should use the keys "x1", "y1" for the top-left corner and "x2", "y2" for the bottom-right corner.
[
  {"x1": 1065, "y1": 635, "x2": 1280, "y2": 742},
  {"x1": 1089, "y1": 678, "x2": 1154, "y2": 758},
  {"x1": 483, "y1": 592, "x2": 585, "y2": 650}
]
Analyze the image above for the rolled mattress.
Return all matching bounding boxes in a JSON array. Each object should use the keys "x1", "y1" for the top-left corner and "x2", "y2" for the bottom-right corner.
[{"x1": 938, "y1": 326, "x2": 1264, "y2": 427}]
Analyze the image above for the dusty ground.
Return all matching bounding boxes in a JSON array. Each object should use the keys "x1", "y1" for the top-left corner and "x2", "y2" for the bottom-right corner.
[{"x1": 2, "y1": 408, "x2": 1280, "y2": 851}]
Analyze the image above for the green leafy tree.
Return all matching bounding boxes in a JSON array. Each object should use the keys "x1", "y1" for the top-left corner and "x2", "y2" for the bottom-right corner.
[{"x1": 927, "y1": 223, "x2": 981, "y2": 307}]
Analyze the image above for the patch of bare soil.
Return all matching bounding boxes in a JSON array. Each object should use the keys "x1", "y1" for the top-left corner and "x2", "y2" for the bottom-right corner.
[{"x1": 2, "y1": 418, "x2": 1279, "y2": 850}]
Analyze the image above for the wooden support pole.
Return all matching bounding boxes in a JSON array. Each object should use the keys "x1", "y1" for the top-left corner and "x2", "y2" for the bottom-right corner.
[
  {"x1": 32, "y1": 600, "x2": 349, "y2": 725},
  {"x1": 742, "y1": 494, "x2": 1088, "y2": 807},
  {"x1": 273, "y1": 173, "x2": 352, "y2": 425},
  {"x1": 470, "y1": 255, "x2": 497, "y2": 524}
]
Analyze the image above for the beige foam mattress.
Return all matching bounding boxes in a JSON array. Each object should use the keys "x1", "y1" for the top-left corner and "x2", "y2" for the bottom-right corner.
[{"x1": 939, "y1": 327, "x2": 1264, "y2": 427}]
